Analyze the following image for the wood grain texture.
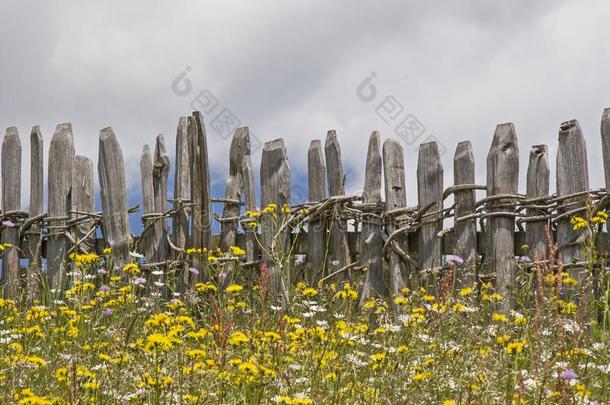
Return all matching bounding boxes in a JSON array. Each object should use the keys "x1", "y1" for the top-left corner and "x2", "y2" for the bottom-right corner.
[
  {"x1": 260, "y1": 138, "x2": 291, "y2": 296},
  {"x1": 486, "y1": 123, "x2": 519, "y2": 312},
  {"x1": 359, "y1": 131, "x2": 383, "y2": 305},
  {"x1": 453, "y1": 141, "x2": 477, "y2": 285},
  {"x1": 190, "y1": 112, "x2": 212, "y2": 277},
  {"x1": 72, "y1": 156, "x2": 95, "y2": 253},
  {"x1": 242, "y1": 154, "x2": 258, "y2": 264},
  {"x1": 556, "y1": 120, "x2": 589, "y2": 281},
  {"x1": 601, "y1": 108, "x2": 610, "y2": 190},
  {"x1": 98, "y1": 127, "x2": 131, "y2": 265},
  {"x1": 26, "y1": 126, "x2": 44, "y2": 300},
  {"x1": 140, "y1": 145, "x2": 155, "y2": 260},
  {"x1": 417, "y1": 141, "x2": 443, "y2": 288},
  {"x1": 324, "y1": 130, "x2": 351, "y2": 279},
  {"x1": 1, "y1": 127, "x2": 21, "y2": 298},
  {"x1": 383, "y1": 139, "x2": 409, "y2": 293},
  {"x1": 47, "y1": 123, "x2": 75, "y2": 290},
  {"x1": 307, "y1": 139, "x2": 326, "y2": 282},
  {"x1": 173, "y1": 117, "x2": 191, "y2": 252},
  {"x1": 153, "y1": 134, "x2": 170, "y2": 262},
  {"x1": 526, "y1": 144, "x2": 549, "y2": 260}
]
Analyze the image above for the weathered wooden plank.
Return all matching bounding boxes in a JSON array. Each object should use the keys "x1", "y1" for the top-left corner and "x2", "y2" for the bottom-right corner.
[
  {"x1": 1, "y1": 127, "x2": 21, "y2": 298},
  {"x1": 190, "y1": 112, "x2": 212, "y2": 276},
  {"x1": 219, "y1": 127, "x2": 250, "y2": 286},
  {"x1": 359, "y1": 131, "x2": 383, "y2": 305},
  {"x1": 417, "y1": 141, "x2": 443, "y2": 288},
  {"x1": 260, "y1": 138, "x2": 291, "y2": 297},
  {"x1": 241, "y1": 154, "x2": 258, "y2": 264},
  {"x1": 173, "y1": 117, "x2": 191, "y2": 252},
  {"x1": 72, "y1": 156, "x2": 95, "y2": 253},
  {"x1": 98, "y1": 127, "x2": 131, "y2": 265},
  {"x1": 324, "y1": 130, "x2": 351, "y2": 279},
  {"x1": 525, "y1": 144, "x2": 549, "y2": 260},
  {"x1": 140, "y1": 145, "x2": 155, "y2": 260},
  {"x1": 383, "y1": 139, "x2": 409, "y2": 293},
  {"x1": 220, "y1": 128, "x2": 250, "y2": 251},
  {"x1": 47, "y1": 123, "x2": 75, "y2": 290},
  {"x1": 25, "y1": 126, "x2": 44, "y2": 300},
  {"x1": 453, "y1": 141, "x2": 477, "y2": 285},
  {"x1": 600, "y1": 108, "x2": 610, "y2": 191},
  {"x1": 556, "y1": 120, "x2": 589, "y2": 283},
  {"x1": 486, "y1": 123, "x2": 519, "y2": 312},
  {"x1": 153, "y1": 134, "x2": 170, "y2": 262},
  {"x1": 307, "y1": 139, "x2": 326, "y2": 283}
]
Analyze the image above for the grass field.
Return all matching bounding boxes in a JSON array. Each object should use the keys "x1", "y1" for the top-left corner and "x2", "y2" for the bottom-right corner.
[{"x1": 2, "y1": 212, "x2": 610, "y2": 404}]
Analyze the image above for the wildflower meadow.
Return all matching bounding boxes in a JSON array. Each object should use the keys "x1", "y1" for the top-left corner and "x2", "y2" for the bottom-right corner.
[{"x1": 1, "y1": 204, "x2": 610, "y2": 405}]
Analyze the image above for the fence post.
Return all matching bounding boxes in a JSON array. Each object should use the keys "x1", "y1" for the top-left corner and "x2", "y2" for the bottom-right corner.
[
  {"x1": 556, "y1": 120, "x2": 589, "y2": 285},
  {"x1": 486, "y1": 123, "x2": 519, "y2": 312},
  {"x1": 26, "y1": 126, "x2": 44, "y2": 301},
  {"x1": 140, "y1": 145, "x2": 155, "y2": 260},
  {"x1": 383, "y1": 139, "x2": 409, "y2": 293},
  {"x1": 417, "y1": 141, "x2": 443, "y2": 289},
  {"x1": 153, "y1": 134, "x2": 170, "y2": 262},
  {"x1": 47, "y1": 123, "x2": 75, "y2": 290},
  {"x1": 190, "y1": 112, "x2": 212, "y2": 276},
  {"x1": 98, "y1": 127, "x2": 131, "y2": 265},
  {"x1": 525, "y1": 145, "x2": 549, "y2": 260},
  {"x1": 600, "y1": 108, "x2": 610, "y2": 193},
  {"x1": 325, "y1": 130, "x2": 351, "y2": 279},
  {"x1": 72, "y1": 156, "x2": 95, "y2": 253},
  {"x1": 307, "y1": 139, "x2": 326, "y2": 283},
  {"x1": 219, "y1": 127, "x2": 250, "y2": 285},
  {"x1": 260, "y1": 138, "x2": 291, "y2": 297},
  {"x1": 359, "y1": 131, "x2": 383, "y2": 304},
  {"x1": 1, "y1": 127, "x2": 21, "y2": 298},
  {"x1": 173, "y1": 117, "x2": 191, "y2": 253},
  {"x1": 242, "y1": 155, "x2": 258, "y2": 265},
  {"x1": 453, "y1": 141, "x2": 477, "y2": 285}
]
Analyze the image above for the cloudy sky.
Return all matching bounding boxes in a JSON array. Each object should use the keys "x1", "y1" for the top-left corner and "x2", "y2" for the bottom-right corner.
[{"x1": 2, "y1": 1, "x2": 610, "y2": 231}]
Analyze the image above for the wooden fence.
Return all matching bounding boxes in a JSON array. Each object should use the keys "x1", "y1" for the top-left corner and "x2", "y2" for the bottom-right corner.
[{"x1": 2, "y1": 108, "x2": 610, "y2": 306}]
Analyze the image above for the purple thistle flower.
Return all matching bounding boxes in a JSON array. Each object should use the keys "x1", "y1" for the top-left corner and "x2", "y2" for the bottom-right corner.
[
  {"x1": 445, "y1": 255, "x2": 464, "y2": 266},
  {"x1": 134, "y1": 277, "x2": 147, "y2": 286},
  {"x1": 2, "y1": 220, "x2": 15, "y2": 228},
  {"x1": 519, "y1": 255, "x2": 532, "y2": 263},
  {"x1": 102, "y1": 308, "x2": 113, "y2": 316},
  {"x1": 188, "y1": 267, "x2": 199, "y2": 275},
  {"x1": 97, "y1": 268, "x2": 108, "y2": 276},
  {"x1": 99, "y1": 284, "x2": 111, "y2": 293},
  {"x1": 561, "y1": 368, "x2": 577, "y2": 380}
]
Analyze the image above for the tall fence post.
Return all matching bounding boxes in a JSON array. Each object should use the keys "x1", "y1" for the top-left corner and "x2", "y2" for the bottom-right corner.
[
  {"x1": 383, "y1": 139, "x2": 409, "y2": 293},
  {"x1": 47, "y1": 123, "x2": 75, "y2": 290},
  {"x1": 359, "y1": 131, "x2": 383, "y2": 304},
  {"x1": 98, "y1": 127, "x2": 131, "y2": 265},
  {"x1": 453, "y1": 141, "x2": 477, "y2": 285},
  {"x1": 1, "y1": 127, "x2": 21, "y2": 298},
  {"x1": 173, "y1": 117, "x2": 191, "y2": 253},
  {"x1": 260, "y1": 138, "x2": 291, "y2": 298},
  {"x1": 525, "y1": 145, "x2": 550, "y2": 260},
  {"x1": 325, "y1": 130, "x2": 351, "y2": 279},
  {"x1": 417, "y1": 141, "x2": 443, "y2": 289},
  {"x1": 486, "y1": 123, "x2": 519, "y2": 312},
  {"x1": 241, "y1": 155, "x2": 258, "y2": 265},
  {"x1": 307, "y1": 139, "x2": 326, "y2": 283},
  {"x1": 556, "y1": 120, "x2": 589, "y2": 285},
  {"x1": 153, "y1": 134, "x2": 170, "y2": 262},
  {"x1": 190, "y1": 112, "x2": 212, "y2": 277},
  {"x1": 72, "y1": 156, "x2": 95, "y2": 253},
  {"x1": 140, "y1": 145, "x2": 155, "y2": 260},
  {"x1": 219, "y1": 127, "x2": 250, "y2": 286},
  {"x1": 600, "y1": 108, "x2": 610, "y2": 194},
  {"x1": 26, "y1": 126, "x2": 44, "y2": 301}
]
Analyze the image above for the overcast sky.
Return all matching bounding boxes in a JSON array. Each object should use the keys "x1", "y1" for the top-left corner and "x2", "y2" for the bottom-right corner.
[{"x1": 2, "y1": 0, "x2": 610, "y2": 230}]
